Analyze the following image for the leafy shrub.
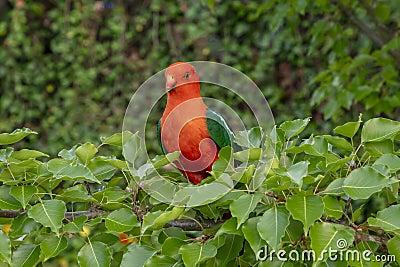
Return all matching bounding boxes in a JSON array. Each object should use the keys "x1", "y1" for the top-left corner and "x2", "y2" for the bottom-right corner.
[{"x1": 0, "y1": 117, "x2": 399, "y2": 266}]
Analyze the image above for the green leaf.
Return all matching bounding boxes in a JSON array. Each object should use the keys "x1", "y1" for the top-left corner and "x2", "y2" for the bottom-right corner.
[
  {"x1": 242, "y1": 217, "x2": 267, "y2": 254},
  {"x1": 286, "y1": 160, "x2": 309, "y2": 188},
  {"x1": 215, "y1": 234, "x2": 244, "y2": 266},
  {"x1": 323, "y1": 196, "x2": 344, "y2": 220},
  {"x1": 249, "y1": 161, "x2": 271, "y2": 190},
  {"x1": 10, "y1": 186, "x2": 37, "y2": 209},
  {"x1": 142, "y1": 207, "x2": 184, "y2": 232},
  {"x1": 310, "y1": 222, "x2": 355, "y2": 265},
  {"x1": 120, "y1": 244, "x2": 155, "y2": 267},
  {"x1": 172, "y1": 173, "x2": 233, "y2": 207},
  {"x1": 78, "y1": 241, "x2": 112, "y2": 267},
  {"x1": 234, "y1": 127, "x2": 263, "y2": 148},
  {"x1": 323, "y1": 178, "x2": 345, "y2": 195},
  {"x1": 374, "y1": 154, "x2": 400, "y2": 172},
  {"x1": 105, "y1": 208, "x2": 139, "y2": 232},
  {"x1": 0, "y1": 186, "x2": 22, "y2": 210},
  {"x1": 286, "y1": 193, "x2": 324, "y2": 235},
  {"x1": 63, "y1": 215, "x2": 87, "y2": 233},
  {"x1": 40, "y1": 235, "x2": 68, "y2": 261},
  {"x1": 122, "y1": 131, "x2": 142, "y2": 166},
  {"x1": 230, "y1": 193, "x2": 262, "y2": 228},
  {"x1": 0, "y1": 230, "x2": 11, "y2": 265},
  {"x1": 279, "y1": 118, "x2": 310, "y2": 139},
  {"x1": 257, "y1": 205, "x2": 290, "y2": 250},
  {"x1": 264, "y1": 175, "x2": 291, "y2": 192},
  {"x1": 47, "y1": 158, "x2": 100, "y2": 183},
  {"x1": 361, "y1": 118, "x2": 400, "y2": 143},
  {"x1": 56, "y1": 184, "x2": 94, "y2": 202},
  {"x1": 233, "y1": 148, "x2": 262, "y2": 162},
  {"x1": 367, "y1": 204, "x2": 400, "y2": 234},
  {"x1": 323, "y1": 135, "x2": 353, "y2": 151},
  {"x1": 144, "y1": 255, "x2": 177, "y2": 267},
  {"x1": 76, "y1": 142, "x2": 98, "y2": 165},
  {"x1": 179, "y1": 242, "x2": 217, "y2": 267},
  {"x1": 334, "y1": 120, "x2": 361, "y2": 139},
  {"x1": 216, "y1": 217, "x2": 242, "y2": 236},
  {"x1": 364, "y1": 140, "x2": 394, "y2": 157},
  {"x1": 161, "y1": 237, "x2": 185, "y2": 258},
  {"x1": 11, "y1": 244, "x2": 40, "y2": 267},
  {"x1": 28, "y1": 200, "x2": 66, "y2": 234},
  {"x1": 387, "y1": 236, "x2": 400, "y2": 265},
  {"x1": 101, "y1": 132, "x2": 123, "y2": 146},
  {"x1": 0, "y1": 128, "x2": 37, "y2": 145},
  {"x1": 152, "y1": 151, "x2": 180, "y2": 169},
  {"x1": 11, "y1": 149, "x2": 49, "y2": 160},
  {"x1": 342, "y1": 166, "x2": 393, "y2": 200},
  {"x1": 87, "y1": 157, "x2": 117, "y2": 181}
]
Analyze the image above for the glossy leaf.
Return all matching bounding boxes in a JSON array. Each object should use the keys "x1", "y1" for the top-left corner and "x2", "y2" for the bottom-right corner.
[
  {"x1": 0, "y1": 186, "x2": 22, "y2": 210},
  {"x1": 0, "y1": 128, "x2": 37, "y2": 145},
  {"x1": 0, "y1": 230, "x2": 11, "y2": 265},
  {"x1": 361, "y1": 118, "x2": 400, "y2": 143},
  {"x1": 28, "y1": 200, "x2": 66, "y2": 234},
  {"x1": 257, "y1": 205, "x2": 290, "y2": 250},
  {"x1": 334, "y1": 121, "x2": 361, "y2": 138},
  {"x1": 387, "y1": 236, "x2": 400, "y2": 265},
  {"x1": 342, "y1": 166, "x2": 392, "y2": 199},
  {"x1": 323, "y1": 135, "x2": 353, "y2": 151},
  {"x1": 280, "y1": 118, "x2": 310, "y2": 139},
  {"x1": 310, "y1": 222, "x2": 355, "y2": 265},
  {"x1": 11, "y1": 244, "x2": 40, "y2": 267},
  {"x1": 323, "y1": 178, "x2": 345, "y2": 195},
  {"x1": 286, "y1": 160, "x2": 309, "y2": 187},
  {"x1": 230, "y1": 193, "x2": 262, "y2": 228},
  {"x1": 47, "y1": 158, "x2": 100, "y2": 183},
  {"x1": 323, "y1": 196, "x2": 344, "y2": 220},
  {"x1": 105, "y1": 208, "x2": 140, "y2": 232},
  {"x1": 78, "y1": 241, "x2": 112, "y2": 267},
  {"x1": 40, "y1": 235, "x2": 68, "y2": 261},
  {"x1": 242, "y1": 216, "x2": 267, "y2": 254},
  {"x1": 142, "y1": 207, "x2": 184, "y2": 233},
  {"x1": 286, "y1": 193, "x2": 324, "y2": 234},
  {"x1": 56, "y1": 184, "x2": 94, "y2": 202},
  {"x1": 179, "y1": 242, "x2": 217, "y2": 267},
  {"x1": 367, "y1": 204, "x2": 400, "y2": 234},
  {"x1": 120, "y1": 244, "x2": 155, "y2": 267},
  {"x1": 9, "y1": 186, "x2": 37, "y2": 209},
  {"x1": 11, "y1": 149, "x2": 49, "y2": 160},
  {"x1": 374, "y1": 154, "x2": 400, "y2": 172}
]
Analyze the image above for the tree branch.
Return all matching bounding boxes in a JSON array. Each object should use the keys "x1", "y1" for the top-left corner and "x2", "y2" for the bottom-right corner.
[{"x1": 165, "y1": 218, "x2": 225, "y2": 231}]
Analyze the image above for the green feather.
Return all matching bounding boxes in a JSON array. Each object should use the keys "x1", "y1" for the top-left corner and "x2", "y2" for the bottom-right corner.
[
  {"x1": 157, "y1": 119, "x2": 168, "y2": 154},
  {"x1": 206, "y1": 109, "x2": 234, "y2": 149}
]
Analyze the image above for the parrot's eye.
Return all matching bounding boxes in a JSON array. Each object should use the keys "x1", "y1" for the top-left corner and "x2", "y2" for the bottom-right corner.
[{"x1": 184, "y1": 72, "x2": 189, "y2": 79}]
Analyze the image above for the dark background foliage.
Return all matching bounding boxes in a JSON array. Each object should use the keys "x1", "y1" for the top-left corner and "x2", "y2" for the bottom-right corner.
[{"x1": 1, "y1": 0, "x2": 399, "y2": 154}]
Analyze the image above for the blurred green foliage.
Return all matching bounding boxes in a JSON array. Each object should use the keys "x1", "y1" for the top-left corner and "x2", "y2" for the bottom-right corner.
[{"x1": 1, "y1": 0, "x2": 399, "y2": 154}]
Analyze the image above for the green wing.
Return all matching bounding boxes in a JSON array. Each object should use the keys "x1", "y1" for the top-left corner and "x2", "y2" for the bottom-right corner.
[
  {"x1": 157, "y1": 119, "x2": 168, "y2": 154},
  {"x1": 206, "y1": 109, "x2": 234, "y2": 149}
]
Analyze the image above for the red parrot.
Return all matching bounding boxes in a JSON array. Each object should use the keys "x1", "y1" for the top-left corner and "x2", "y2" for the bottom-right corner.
[{"x1": 157, "y1": 62, "x2": 234, "y2": 184}]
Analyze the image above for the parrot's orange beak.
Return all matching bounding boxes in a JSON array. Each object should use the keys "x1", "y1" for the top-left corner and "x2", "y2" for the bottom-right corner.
[{"x1": 166, "y1": 74, "x2": 176, "y2": 91}]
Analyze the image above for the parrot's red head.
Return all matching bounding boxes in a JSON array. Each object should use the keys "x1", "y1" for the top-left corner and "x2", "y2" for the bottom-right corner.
[{"x1": 165, "y1": 62, "x2": 200, "y2": 93}]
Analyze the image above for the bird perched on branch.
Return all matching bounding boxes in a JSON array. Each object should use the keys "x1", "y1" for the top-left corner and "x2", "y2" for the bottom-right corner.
[{"x1": 158, "y1": 62, "x2": 234, "y2": 184}]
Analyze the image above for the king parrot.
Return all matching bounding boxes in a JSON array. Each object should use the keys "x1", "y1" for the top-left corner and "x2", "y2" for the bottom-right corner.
[{"x1": 157, "y1": 62, "x2": 234, "y2": 184}]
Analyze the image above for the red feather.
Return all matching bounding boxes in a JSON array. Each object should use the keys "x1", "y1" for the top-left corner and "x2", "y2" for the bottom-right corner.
[{"x1": 160, "y1": 63, "x2": 219, "y2": 184}]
